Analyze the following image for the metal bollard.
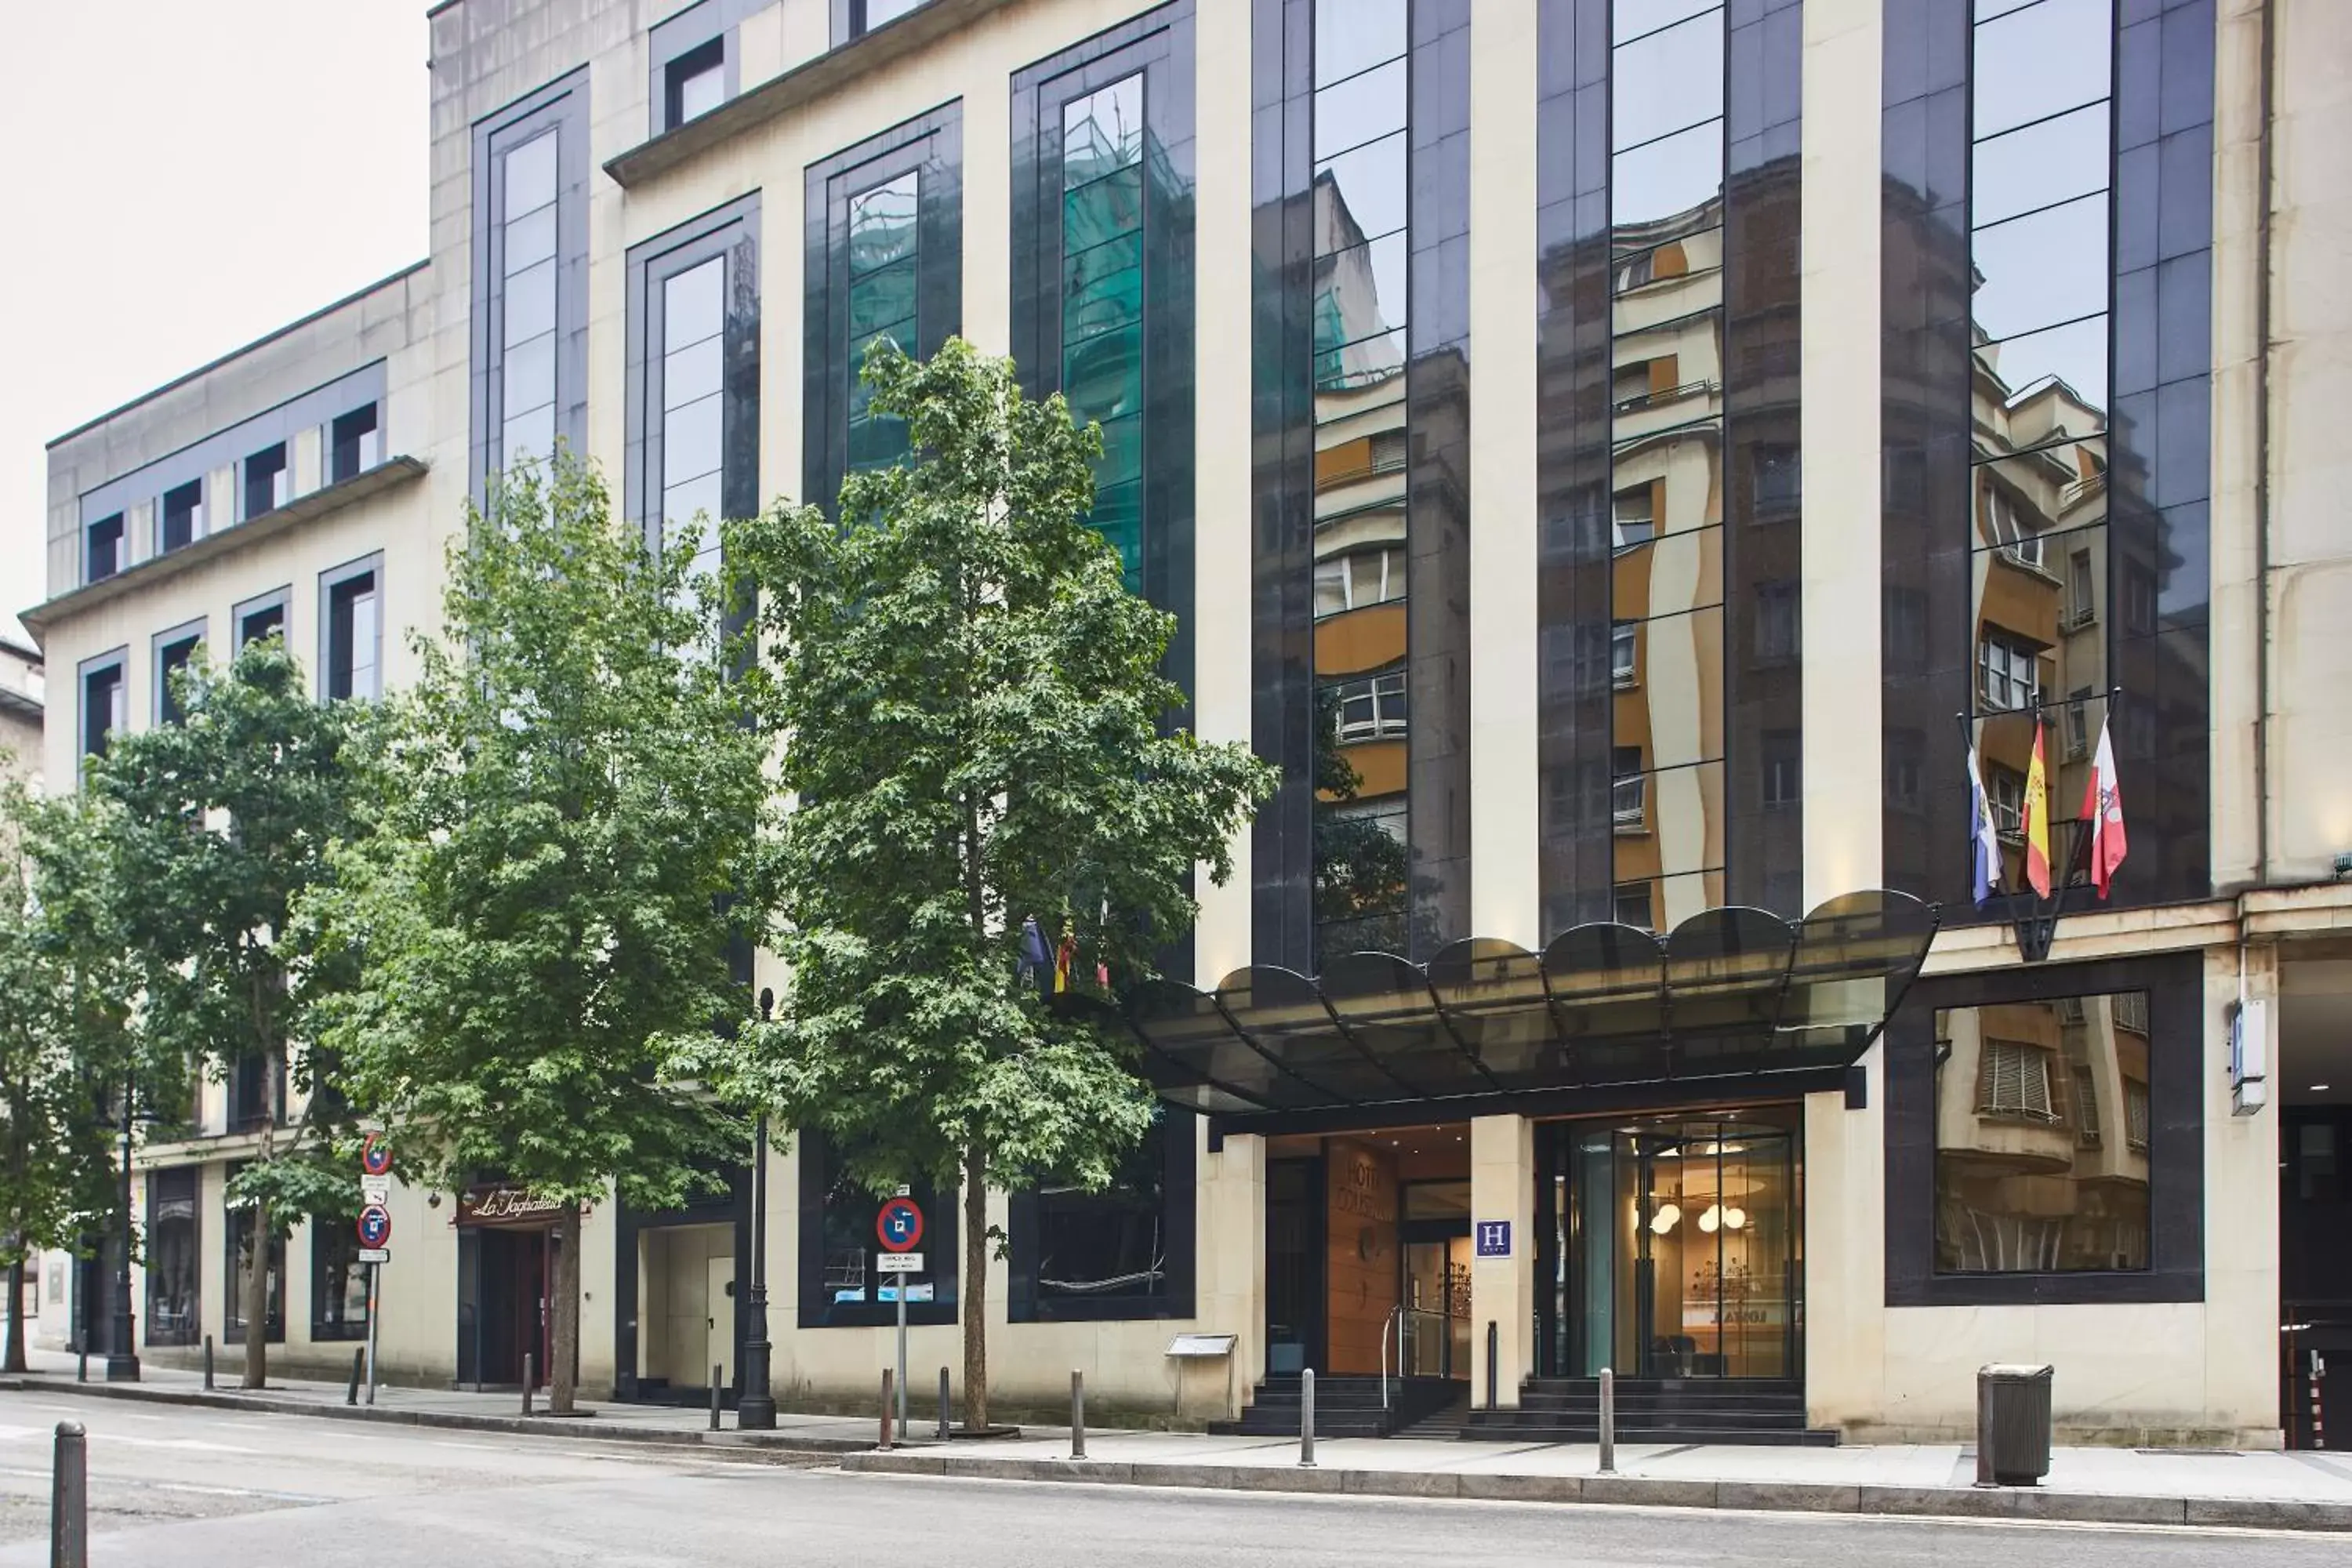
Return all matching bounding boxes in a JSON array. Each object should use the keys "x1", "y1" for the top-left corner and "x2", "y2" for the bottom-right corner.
[
  {"x1": 880, "y1": 1369, "x2": 895, "y2": 1450},
  {"x1": 710, "y1": 1366, "x2": 723, "y2": 1432},
  {"x1": 1069, "y1": 1370, "x2": 1087, "y2": 1461},
  {"x1": 521, "y1": 1353, "x2": 535, "y2": 1417},
  {"x1": 203, "y1": 1334, "x2": 215, "y2": 1392},
  {"x1": 51, "y1": 1421, "x2": 88, "y2": 1568},
  {"x1": 74, "y1": 1346, "x2": 86, "y2": 1384},
  {"x1": 1485, "y1": 1322, "x2": 1498, "y2": 1410},
  {"x1": 1597, "y1": 1366, "x2": 1617, "y2": 1474},
  {"x1": 346, "y1": 1348, "x2": 364, "y2": 1406},
  {"x1": 1299, "y1": 1367, "x2": 1317, "y2": 1468},
  {"x1": 937, "y1": 1366, "x2": 951, "y2": 1441}
]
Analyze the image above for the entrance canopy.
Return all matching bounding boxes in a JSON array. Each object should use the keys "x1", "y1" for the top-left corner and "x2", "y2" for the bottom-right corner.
[{"x1": 1117, "y1": 891, "x2": 1938, "y2": 1123}]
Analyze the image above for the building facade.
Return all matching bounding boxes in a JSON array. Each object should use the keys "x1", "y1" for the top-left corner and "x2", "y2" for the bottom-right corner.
[{"x1": 19, "y1": 0, "x2": 2352, "y2": 1444}]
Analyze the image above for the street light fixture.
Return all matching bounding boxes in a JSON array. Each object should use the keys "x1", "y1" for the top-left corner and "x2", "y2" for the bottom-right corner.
[{"x1": 735, "y1": 986, "x2": 776, "y2": 1430}]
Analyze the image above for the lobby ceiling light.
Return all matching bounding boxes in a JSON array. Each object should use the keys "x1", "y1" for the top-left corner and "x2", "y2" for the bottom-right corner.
[
  {"x1": 2314, "y1": 1083, "x2": 2332, "y2": 1093},
  {"x1": 1650, "y1": 1203, "x2": 1682, "y2": 1236},
  {"x1": 1698, "y1": 1204, "x2": 1721, "y2": 1233}
]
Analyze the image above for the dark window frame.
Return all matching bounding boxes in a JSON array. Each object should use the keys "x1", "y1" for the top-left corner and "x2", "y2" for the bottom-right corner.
[
  {"x1": 221, "y1": 1161, "x2": 288, "y2": 1345},
  {"x1": 831, "y1": 0, "x2": 931, "y2": 46},
  {"x1": 84, "y1": 512, "x2": 125, "y2": 584},
  {"x1": 150, "y1": 617, "x2": 206, "y2": 727},
  {"x1": 649, "y1": 0, "x2": 757, "y2": 135},
  {"x1": 310, "y1": 1221, "x2": 371, "y2": 1341},
  {"x1": 76, "y1": 646, "x2": 128, "y2": 775},
  {"x1": 242, "y1": 442, "x2": 290, "y2": 521},
  {"x1": 329, "y1": 403, "x2": 382, "y2": 485},
  {"x1": 1884, "y1": 951, "x2": 2203, "y2": 1307},
  {"x1": 1007, "y1": 1109, "x2": 1198, "y2": 1323},
  {"x1": 159, "y1": 479, "x2": 203, "y2": 554},
  {"x1": 143, "y1": 1166, "x2": 201, "y2": 1348},
  {"x1": 233, "y1": 586, "x2": 292, "y2": 652},
  {"x1": 794, "y1": 1131, "x2": 960, "y2": 1330},
  {"x1": 318, "y1": 552, "x2": 385, "y2": 703}
]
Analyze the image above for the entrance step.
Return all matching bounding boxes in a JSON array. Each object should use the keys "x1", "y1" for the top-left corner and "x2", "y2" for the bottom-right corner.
[
  {"x1": 1391, "y1": 1388, "x2": 1472, "y2": 1440},
  {"x1": 1460, "y1": 1377, "x2": 1835, "y2": 1447},
  {"x1": 1211, "y1": 1375, "x2": 1461, "y2": 1439}
]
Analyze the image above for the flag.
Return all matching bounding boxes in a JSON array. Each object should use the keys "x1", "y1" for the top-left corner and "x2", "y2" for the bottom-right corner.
[
  {"x1": 1053, "y1": 923, "x2": 1076, "y2": 994},
  {"x1": 1966, "y1": 737, "x2": 2002, "y2": 907},
  {"x1": 2080, "y1": 716, "x2": 2128, "y2": 898},
  {"x1": 2022, "y1": 720, "x2": 2053, "y2": 899}
]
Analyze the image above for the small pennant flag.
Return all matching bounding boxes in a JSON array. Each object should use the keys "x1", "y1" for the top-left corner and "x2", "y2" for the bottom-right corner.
[
  {"x1": 1966, "y1": 736, "x2": 2002, "y2": 908},
  {"x1": 2080, "y1": 716, "x2": 2128, "y2": 898},
  {"x1": 2022, "y1": 720, "x2": 2053, "y2": 899}
]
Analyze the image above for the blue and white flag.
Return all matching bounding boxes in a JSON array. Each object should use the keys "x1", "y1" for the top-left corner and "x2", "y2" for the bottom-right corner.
[{"x1": 1966, "y1": 739, "x2": 2001, "y2": 907}]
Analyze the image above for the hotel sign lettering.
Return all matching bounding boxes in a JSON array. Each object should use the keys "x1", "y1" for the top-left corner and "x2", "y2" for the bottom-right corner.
[{"x1": 455, "y1": 1185, "x2": 578, "y2": 1229}]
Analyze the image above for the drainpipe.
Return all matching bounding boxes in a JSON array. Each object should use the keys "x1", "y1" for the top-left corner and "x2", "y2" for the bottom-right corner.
[{"x1": 2252, "y1": 0, "x2": 2278, "y2": 885}]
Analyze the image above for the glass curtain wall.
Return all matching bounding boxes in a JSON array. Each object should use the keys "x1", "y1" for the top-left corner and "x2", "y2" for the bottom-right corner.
[
  {"x1": 500, "y1": 130, "x2": 561, "y2": 470},
  {"x1": 1308, "y1": 0, "x2": 1411, "y2": 969},
  {"x1": 846, "y1": 170, "x2": 920, "y2": 472},
  {"x1": 1608, "y1": 0, "x2": 1730, "y2": 933},
  {"x1": 1965, "y1": 0, "x2": 2114, "y2": 898},
  {"x1": 1062, "y1": 77, "x2": 1149, "y2": 587}
]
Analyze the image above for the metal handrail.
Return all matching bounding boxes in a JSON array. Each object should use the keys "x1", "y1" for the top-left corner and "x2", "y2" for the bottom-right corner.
[{"x1": 1379, "y1": 1305, "x2": 1404, "y2": 1414}]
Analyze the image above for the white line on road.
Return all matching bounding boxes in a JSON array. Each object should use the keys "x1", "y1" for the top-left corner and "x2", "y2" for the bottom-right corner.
[{"x1": 0, "y1": 1465, "x2": 331, "y2": 1504}]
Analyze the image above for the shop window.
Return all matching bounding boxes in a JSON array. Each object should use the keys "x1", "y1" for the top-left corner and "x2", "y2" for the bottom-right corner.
[
  {"x1": 797, "y1": 1134, "x2": 956, "y2": 1329},
  {"x1": 143, "y1": 1167, "x2": 200, "y2": 1347},
  {"x1": 1011, "y1": 1112, "x2": 1195, "y2": 1321},
  {"x1": 223, "y1": 1163, "x2": 286, "y2": 1345},
  {"x1": 312, "y1": 1223, "x2": 370, "y2": 1341}
]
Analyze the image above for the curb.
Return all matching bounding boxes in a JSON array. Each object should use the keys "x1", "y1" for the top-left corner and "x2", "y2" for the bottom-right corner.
[
  {"x1": 833, "y1": 1450, "x2": 2352, "y2": 1534},
  {"x1": 0, "y1": 1377, "x2": 863, "y2": 1459}
]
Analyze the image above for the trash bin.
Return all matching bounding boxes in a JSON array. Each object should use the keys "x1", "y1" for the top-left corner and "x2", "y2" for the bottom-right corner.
[{"x1": 1975, "y1": 1363, "x2": 2054, "y2": 1486}]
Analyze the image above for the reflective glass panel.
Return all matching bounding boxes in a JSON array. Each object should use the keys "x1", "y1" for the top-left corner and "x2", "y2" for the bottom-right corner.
[
  {"x1": 1314, "y1": 57, "x2": 1406, "y2": 159},
  {"x1": 1971, "y1": 192, "x2": 2111, "y2": 343},
  {"x1": 503, "y1": 130, "x2": 558, "y2": 218},
  {"x1": 503, "y1": 260, "x2": 556, "y2": 347},
  {"x1": 664, "y1": 258, "x2": 725, "y2": 348},
  {"x1": 1612, "y1": 119, "x2": 1726, "y2": 228},
  {"x1": 849, "y1": 171, "x2": 920, "y2": 274},
  {"x1": 1971, "y1": 0, "x2": 2114, "y2": 141},
  {"x1": 1314, "y1": 130, "x2": 1409, "y2": 247},
  {"x1": 1971, "y1": 102, "x2": 2111, "y2": 227},
  {"x1": 1612, "y1": 14, "x2": 1726, "y2": 151},
  {"x1": 1315, "y1": 0, "x2": 1407, "y2": 88},
  {"x1": 1063, "y1": 75, "x2": 1144, "y2": 185}
]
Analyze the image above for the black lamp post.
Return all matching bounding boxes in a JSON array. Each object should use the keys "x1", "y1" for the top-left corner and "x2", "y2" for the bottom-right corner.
[
  {"x1": 735, "y1": 986, "x2": 776, "y2": 1429},
  {"x1": 106, "y1": 1069, "x2": 140, "y2": 1381}
]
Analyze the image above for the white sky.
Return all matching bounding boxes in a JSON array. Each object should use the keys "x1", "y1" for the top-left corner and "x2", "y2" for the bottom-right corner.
[{"x1": 0, "y1": 1, "x2": 430, "y2": 647}]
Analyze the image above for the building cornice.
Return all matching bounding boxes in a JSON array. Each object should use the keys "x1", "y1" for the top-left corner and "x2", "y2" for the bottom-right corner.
[{"x1": 20, "y1": 456, "x2": 429, "y2": 644}]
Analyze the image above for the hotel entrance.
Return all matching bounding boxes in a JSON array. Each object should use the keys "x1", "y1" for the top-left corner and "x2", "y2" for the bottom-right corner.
[{"x1": 1534, "y1": 1112, "x2": 1802, "y2": 1381}]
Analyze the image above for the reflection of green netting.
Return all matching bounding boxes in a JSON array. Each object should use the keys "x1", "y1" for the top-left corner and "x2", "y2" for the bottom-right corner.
[
  {"x1": 1062, "y1": 76, "x2": 1149, "y2": 592},
  {"x1": 1312, "y1": 288, "x2": 1347, "y2": 388},
  {"x1": 849, "y1": 171, "x2": 921, "y2": 474}
]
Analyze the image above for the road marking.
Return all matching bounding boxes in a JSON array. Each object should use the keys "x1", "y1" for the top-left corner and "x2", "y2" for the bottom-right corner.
[{"x1": 0, "y1": 1464, "x2": 332, "y2": 1504}]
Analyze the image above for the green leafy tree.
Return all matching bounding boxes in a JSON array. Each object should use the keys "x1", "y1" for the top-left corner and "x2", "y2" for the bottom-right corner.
[
  {"x1": 723, "y1": 339, "x2": 1275, "y2": 1429},
  {"x1": 87, "y1": 640, "x2": 361, "y2": 1387},
  {"x1": 308, "y1": 457, "x2": 761, "y2": 1415},
  {"x1": 0, "y1": 786, "x2": 139, "y2": 1373}
]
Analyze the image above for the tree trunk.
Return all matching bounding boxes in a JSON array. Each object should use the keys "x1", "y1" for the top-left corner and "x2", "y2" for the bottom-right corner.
[
  {"x1": 5, "y1": 1258, "x2": 26, "y2": 1374},
  {"x1": 241, "y1": 1194, "x2": 270, "y2": 1388},
  {"x1": 550, "y1": 1204, "x2": 581, "y2": 1415},
  {"x1": 960, "y1": 1139, "x2": 987, "y2": 1432}
]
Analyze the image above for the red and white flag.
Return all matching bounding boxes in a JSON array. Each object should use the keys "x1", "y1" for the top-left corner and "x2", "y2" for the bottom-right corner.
[{"x1": 2080, "y1": 717, "x2": 2129, "y2": 898}]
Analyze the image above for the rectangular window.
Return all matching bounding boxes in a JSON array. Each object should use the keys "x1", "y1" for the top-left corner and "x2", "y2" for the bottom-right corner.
[
  {"x1": 1988, "y1": 765, "x2": 2025, "y2": 836},
  {"x1": 1332, "y1": 672, "x2": 1406, "y2": 742},
  {"x1": 1613, "y1": 880, "x2": 1655, "y2": 931},
  {"x1": 1933, "y1": 989, "x2": 2153, "y2": 1276},
  {"x1": 152, "y1": 621, "x2": 204, "y2": 726},
  {"x1": 2065, "y1": 685, "x2": 2092, "y2": 759},
  {"x1": 664, "y1": 37, "x2": 725, "y2": 129},
  {"x1": 2067, "y1": 548, "x2": 2096, "y2": 628},
  {"x1": 1755, "y1": 580, "x2": 1798, "y2": 663},
  {"x1": 1315, "y1": 542, "x2": 1405, "y2": 618},
  {"x1": 798, "y1": 1134, "x2": 956, "y2": 1329},
  {"x1": 161, "y1": 480, "x2": 203, "y2": 553},
  {"x1": 79, "y1": 652, "x2": 126, "y2": 762},
  {"x1": 85, "y1": 513, "x2": 124, "y2": 583},
  {"x1": 1610, "y1": 621, "x2": 1637, "y2": 688},
  {"x1": 476, "y1": 74, "x2": 585, "y2": 492},
  {"x1": 1612, "y1": 746, "x2": 1646, "y2": 830},
  {"x1": 235, "y1": 588, "x2": 289, "y2": 651},
  {"x1": 321, "y1": 557, "x2": 382, "y2": 702},
  {"x1": 223, "y1": 1164, "x2": 286, "y2": 1345},
  {"x1": 839, "y1": 0, "x2": 929, "y2": 43},
  {"x1": 1610, "y1": 485, "x2": 1655, "y2": 550},
  {"x1": 1762, "y1": 730, "x2": 1800, "y2": 808},
  {"x1": 311, "y1": 1224, "x2": 370, "y2": 1341},
  {"x1": 243, "y1": 443, "x2": 290, "y2": 520},
  {"x1": 1011, "y1": 1111, "x2": 1196, "y2": 1321},
  {"x1": 1977, "y1": 631, "x2": 2042, "y2": 713},
  {"x1": 229, "y1": 1054, "x2": 285, "y2": 1133},
  {"x1": 329, "y1": 405, "x2": 381, "y2": 485},
  {"x1": 143, "y1": 1167, "x2": 200, "y2": 1347},
  {"x1": 1752, "y1": 444, "x2": 1800, "y2": 517},
  {"x1": 1061, "y1": 73, "x2": 1149, "y2": 589},
  {"x1": 1886, "y1": 728, "x2": 1924, "y2": 811}
]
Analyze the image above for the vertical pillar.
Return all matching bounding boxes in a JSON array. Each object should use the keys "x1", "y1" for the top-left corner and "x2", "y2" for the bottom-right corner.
[
  {"x1": 1468, "y1": 1115, "x2": 1535, "y2": 1409},
  {"x1": 1196, "y1": 1128, "x2": 1265, "y2": 1417}
]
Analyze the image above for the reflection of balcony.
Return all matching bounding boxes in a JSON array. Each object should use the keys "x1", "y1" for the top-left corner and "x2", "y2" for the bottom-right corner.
[
  {"x1": 2060, "y1": 470, "x2": 2106, "y2": 511},
  {"x1": 1613, "y1": 379, "x2": 1719, "y2": 416}
]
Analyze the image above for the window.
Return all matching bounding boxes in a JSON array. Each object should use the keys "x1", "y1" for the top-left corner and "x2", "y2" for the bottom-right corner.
[
  {"x1": 659, "y1": 257, "x2": 727, "y2": 588},
  {"x1": 1988, "y1": 766, "x2": 2025, "y2": 836},
  {"x1": 2113, "y1": 991, "x2": 2148, "y2": 1033},
  {"x1": 1885, "y1": 586, "x2": 1929, "y2": 672},
  {"x1": 1977, "y1": 630, "x2": 2042, "y2": 713},
  {"x1": 1612, "y1": 746, "x2": 1646, "y2": 829},
  {"x1": 1981, "y1": 486, "x2": 2043, "y2": 568},
  {"x1": 152, "y1": 622, "x2": 203, "y2": 726},
  {"x1": 1752, "y1": 444, "x2": 1800, "y2": 517},
  {"x1": 79, "y1": 653, "x2": 125, "y2": 763},
  {"x1": 329, "y1": 405, "x2": 381, "y2": 485},
  {"x1": 243, "y1": 443, "x2": 289, "y2": 520},
  {"x1": 1762, "y1": 730, "x2": 1800, "y2": 808},
  {"x1": 1977, "y1": 1040, "x2": 2056, "y2": 1120},
  {"x1": 144, "y1": 1167, "x2": 199, "y2": 1347},
  {"x1": 1613, "y1": 880, "x2": 1655, "y2": 930},
  {"x1": 1014, "y1": 1114, "x2": 1193, "y2": 1319},
  {"x1": 223, "y1": 1166, "x2": 286, "y2": 1345},
  {"x1": 1754, "y1": 580, "x2": 1798, "y2": 663},
  {"x1": 842, "y1": 0, "x2": 929, "y2": 41},
  {"x1": 500, "y1": 129, "x2": 560, "y2": 470},
  {"x1": 2121, "y1": 561, "x2": 2156, "y2": 637},
  {"x1": 312, "y1": 1224, "x2": 370, "y2": 1341},
  {"x1": 798, "y1": 1134, "x2": 956, "y2": 1329},
  {"x1": 321, "y1": 557, "x2": 382, "y2": 702},
  {"x1": 1061, "y1": 73, "x2": 1149, "y2": 587},
  {"x1": 161, "y1": 480, "x2": 203, "y2": 553},
  {"x1": 235, "y1": 588, "x2": 289, "y2": 650},
  {"x1": 1932, "y1": 989, "x2": 2154, "y2": 1276},
  {"x1": 664, "y1": 37, "x2": 725, "y2": 129},
  {"x1": 2065, "y1": 686, "x2": 2092, "y2": 759},
  {"x1": 1332, "y1": 672, "x2": 1407, "y2": 742},
  {"x1": 478, "y1": 77, "x2": 584, "y2": 490},
  {"x1": 1610, "y1": 621, "x2": 1637, "y2": 688},
  {"x1": 1611, "y1": 485, "x2": 1654, "y2": 550},
  {"x1": 1315, "y1": 543, "x2": 1406, "y2": 618},
  {"x1": 2067, "y1": 548, "x2": 2096, "y2": 627},
  {"x1": 229, "y1": 1054, "x2": 285, "y2": 1133},
  {"x1": 85, "y1": 514, "x2": 124, "y2": 583}
]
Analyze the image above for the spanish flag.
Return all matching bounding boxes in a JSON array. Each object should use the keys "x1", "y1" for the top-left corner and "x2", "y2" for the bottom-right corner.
[{"x1": 2022, "y1": 719, "x2": 2053, "y2": 898}]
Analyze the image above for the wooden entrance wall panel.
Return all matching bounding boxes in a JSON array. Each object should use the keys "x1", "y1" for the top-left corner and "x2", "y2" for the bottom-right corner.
[{"x1": 1324, "y1": 1138, "x2": 1399, "y2": 1375}]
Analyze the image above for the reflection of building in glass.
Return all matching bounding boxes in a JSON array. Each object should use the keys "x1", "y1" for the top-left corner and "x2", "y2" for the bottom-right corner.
[
  {"x1": 845, "y1": 169, "x2": 920, "y2": 471},
  {"x1": 1062, "y1": 74, "x2": 1152, "y2": 588},
  {"x1": 1935, "y1": 991, "x2": 2152, "y2": 1273}
]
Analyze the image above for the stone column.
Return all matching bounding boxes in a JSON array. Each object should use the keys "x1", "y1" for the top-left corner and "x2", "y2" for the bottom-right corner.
[{"x1": 1468, "y1": 1115, "x2": 1535, "y2": 1408}]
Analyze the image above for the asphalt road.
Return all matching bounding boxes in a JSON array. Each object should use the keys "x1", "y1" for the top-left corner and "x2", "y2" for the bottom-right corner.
[{"x1": 0, "y1": 1389, "x2": 2345, "y2": 1566}]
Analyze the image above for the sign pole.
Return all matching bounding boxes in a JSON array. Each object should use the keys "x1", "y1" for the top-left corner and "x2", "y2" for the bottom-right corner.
[
  {"x1": 877, "y1": 1188, "x2": 923, "y2": 1439},
  {"x1": 365, "y1": 1261, "x2": 380, "y2": 1404},
  {"x1": 895, "y1": 1269, "x2": 909, "y2": 1436}
]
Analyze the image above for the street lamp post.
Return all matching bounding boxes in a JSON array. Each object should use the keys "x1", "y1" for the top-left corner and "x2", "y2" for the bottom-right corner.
[
  {"x1": 735, "y1": 986, "x2": 776, "y2": 1430},
  {"x1": 106, "y1": 1070, "x2": 139, "y2": 1382}
]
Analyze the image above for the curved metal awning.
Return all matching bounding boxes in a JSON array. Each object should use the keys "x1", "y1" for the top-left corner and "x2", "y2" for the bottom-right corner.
[{"x1": 1123, "y1": 890, "x2": 1939, "y2": 1123}]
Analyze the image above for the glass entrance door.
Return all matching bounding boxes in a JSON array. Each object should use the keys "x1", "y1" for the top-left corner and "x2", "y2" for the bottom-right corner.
[{"x1": 1538, "y1": 1114, "x2": 1801, "y2": 1380}]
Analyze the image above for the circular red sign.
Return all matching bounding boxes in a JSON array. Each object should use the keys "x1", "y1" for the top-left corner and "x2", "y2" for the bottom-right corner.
[
  {"x1": 877, "y1": 1196, "x2": 924, "y2": 1253},
  {"x1": 356, "y1": 1203, "x2": 394, "y2": 1248},
  {"x1": 361, "y1": 1133, "x2": 393, "y2": 1176}
]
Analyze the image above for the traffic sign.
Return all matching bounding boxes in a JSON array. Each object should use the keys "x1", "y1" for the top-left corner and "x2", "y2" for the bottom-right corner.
[
  {"x1": 357, "y1": 1204, "x2": 393, "y2": 1248},
  {"x1": 876, "y1": 1253, "x2": 924, "y2": 1275},
  {"x1": 358, "y1": 1247, "x2": 390, "y2": 1265},
  {"x1": 877, "y1": 1196, "x2": 924, "y2": 1253},
  {"x1": 361, "y1": 1134, "x2": 393, "y2": 1177},
  {"x1": 360, "y1": 1174, "x2": 390, "y2": 1206}
]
